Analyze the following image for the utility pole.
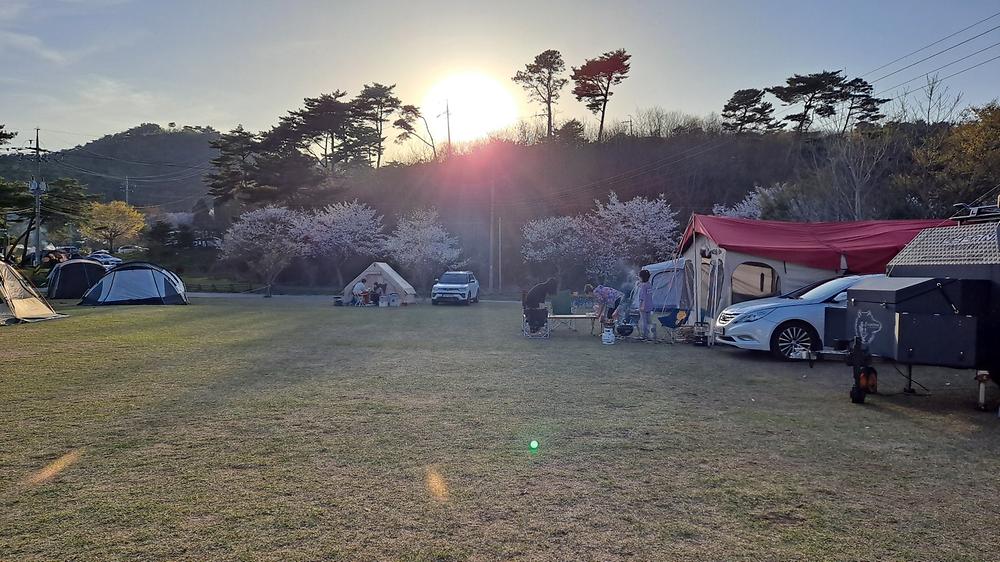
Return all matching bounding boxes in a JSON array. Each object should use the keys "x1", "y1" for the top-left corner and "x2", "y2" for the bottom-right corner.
[
  {"x1": 123, "y1": 176, "x2": 130, "y2": 204},
  {"x1": 438, "y1": 100, "x2": 452, "y2": 157},
  {"x1": 497, "y1": 215, "x2": 502, "y2": 291},
  {"x1": 488, "y1": 171, "x2": 495, "y2": 292},
  {"x1": 626, "y1": 117, "x2": 634, "y2": 136},
  {"x1": 30, "y1": 128, "x2": 45, "y2": 266}
]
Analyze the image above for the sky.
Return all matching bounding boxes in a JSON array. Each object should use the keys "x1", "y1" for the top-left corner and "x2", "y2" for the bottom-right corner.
[{"x1": 2, "y1": 0, "x2": 999, "y2": 154}]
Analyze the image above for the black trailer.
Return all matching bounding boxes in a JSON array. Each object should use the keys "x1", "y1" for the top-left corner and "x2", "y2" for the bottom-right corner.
[{"x1": 833, "y1": 205, "x2": 1000, "y2": 406}]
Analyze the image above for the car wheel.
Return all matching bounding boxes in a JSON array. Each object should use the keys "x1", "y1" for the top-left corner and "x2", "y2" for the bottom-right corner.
[
  {"x1": 463, "y1": 296, "x2": 471, "y2": 306},
  {"x1": 472, "y1": 291, "x2": 479, "y2": 303},
  {"x1": 770, "y1": 321, "x2": 819, "y2": 360}
]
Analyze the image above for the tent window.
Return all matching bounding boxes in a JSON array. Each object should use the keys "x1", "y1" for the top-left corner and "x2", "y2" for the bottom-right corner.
[{"x1": 731, "y1": 262, "x2": 778, "y2": 304}]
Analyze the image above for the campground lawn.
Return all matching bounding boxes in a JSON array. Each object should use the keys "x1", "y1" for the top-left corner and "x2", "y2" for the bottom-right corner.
[{"x1": 2, "y1": 299, "x2": 999, "y2": 561}]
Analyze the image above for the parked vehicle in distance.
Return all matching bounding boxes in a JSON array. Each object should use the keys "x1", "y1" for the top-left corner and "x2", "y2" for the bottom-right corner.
[
  {"x1": 714, "y1": 274, "x2": 882, "y2": 359},
  {"x1": 86, "y1": 253, "x2": 123, "y2": 267},
  {"x1": 431, "y1": 271, "x2": 480, "y2": 305},
  {"x1": 193, "y1": 237, "x2": 223, "y2": 249},
  {"x1": 117, "y1": 245, "x2": 147, "y2": 254}
]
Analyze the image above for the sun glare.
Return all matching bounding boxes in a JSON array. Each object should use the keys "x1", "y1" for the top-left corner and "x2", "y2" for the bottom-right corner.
[{"x1": 421, "y1": 72, "x2": 518, "y2": 144}]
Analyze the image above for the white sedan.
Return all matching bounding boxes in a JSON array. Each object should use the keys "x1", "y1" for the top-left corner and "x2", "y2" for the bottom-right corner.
[
  {"x1": 714, "y1": 274, "x2": 882, "y2": 359},
  {"x1": 87, "y1": 253, "x2": 123, "y2": 268}
]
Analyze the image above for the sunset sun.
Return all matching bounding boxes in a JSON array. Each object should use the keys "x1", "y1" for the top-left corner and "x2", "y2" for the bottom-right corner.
[{"x1": 421, "y1": 72, "x2": 518, "y2": 143}]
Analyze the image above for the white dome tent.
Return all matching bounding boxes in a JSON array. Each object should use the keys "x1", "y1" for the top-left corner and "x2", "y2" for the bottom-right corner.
[{"x1": 81, "y1": 262, "x2": 187, "y2": 306}]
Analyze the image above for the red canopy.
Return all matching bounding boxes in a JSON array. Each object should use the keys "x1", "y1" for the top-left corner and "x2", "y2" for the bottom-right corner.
[{"x1": 680, "y1": 214, "x2": 951, "y2": 273}]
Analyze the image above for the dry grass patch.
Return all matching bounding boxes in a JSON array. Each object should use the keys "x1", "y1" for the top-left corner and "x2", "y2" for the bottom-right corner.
[{"x1": 1, "y1": 299, "x2": 999, "y2": 560}]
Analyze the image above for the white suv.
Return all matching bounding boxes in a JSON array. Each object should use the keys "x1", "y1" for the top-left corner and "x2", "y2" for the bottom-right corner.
[{"x1": 431, "y1": 271, "x2": 480, "y2": 305}]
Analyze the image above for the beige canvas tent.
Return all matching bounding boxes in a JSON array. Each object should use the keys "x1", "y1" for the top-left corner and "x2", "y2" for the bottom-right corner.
[
  {"x1": 1, "y1": 261, "x2": 61, "y2": 324},
  {"x1": 342, "y1": 262, "x2": 417, "y2": 304}
]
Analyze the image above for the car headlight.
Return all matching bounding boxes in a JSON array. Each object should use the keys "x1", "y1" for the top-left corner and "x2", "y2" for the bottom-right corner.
[{"x1": 735, "y1": 309, "x2": 774, "y2": 324}]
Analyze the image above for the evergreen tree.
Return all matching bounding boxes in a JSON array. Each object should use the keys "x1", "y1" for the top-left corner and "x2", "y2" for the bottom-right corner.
[
  {"x1": 768, "y1": 70, "x2": 846, "y2": 134},
  {"x1": 838, "y1": 78, "x2": 890, "y2": 133},
  {"x1": 0, "y1": 124, "x2": 14, "y2": 146},
  {"x1": 513, "y1": 50, "x2": 569, "y2": 138},
  {"x1": 721, "y1": 89, "x2": 781, "y2": 133},
  {"x1": 571, "y1": 49, "x2": 631, "y2": 142},
  {"x1": 282, "y1": 91, "x2": 367, "y2": 170},
  {"x1": 394, "y1": 105, "x2": 437, "y2": 159},
  {"x1": 353, "y1": 83, "x2": 401, "y2": 169},
  {"x1": 206, "y1": 125, "x2": 259, "y2": 204}
]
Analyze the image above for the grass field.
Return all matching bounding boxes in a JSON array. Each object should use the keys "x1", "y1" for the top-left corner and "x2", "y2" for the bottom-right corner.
[{"x1": 2, "y1": 299, "x2": 999, "y2": 561}]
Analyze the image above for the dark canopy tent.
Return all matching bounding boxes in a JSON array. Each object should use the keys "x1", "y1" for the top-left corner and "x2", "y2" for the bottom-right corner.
[
  {"x1": 81, "y1": 262, "x2": 187, "y2": 306},
  {"x1": 47, "y1": 259, "x2": 107, "y2": 299}
]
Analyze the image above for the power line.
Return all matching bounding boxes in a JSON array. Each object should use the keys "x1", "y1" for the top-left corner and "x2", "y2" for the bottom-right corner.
[
  {"x1": 63, "y1": 145, "x2": 212, "y2": 171},
  {"x1": 861, "y1": 10, "x2": 1000, "y2": 76},
  {"x1": 869, "y1": 23, "x2": 1000, "y2": 84},
  {"x1": 875, "y1": 41, "x2": 1000, "y2": 96}
]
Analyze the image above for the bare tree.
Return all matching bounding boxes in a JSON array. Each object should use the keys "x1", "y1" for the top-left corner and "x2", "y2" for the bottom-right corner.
[{"x1": 825, "y1": 131, "x2": 896, "y2": 220}]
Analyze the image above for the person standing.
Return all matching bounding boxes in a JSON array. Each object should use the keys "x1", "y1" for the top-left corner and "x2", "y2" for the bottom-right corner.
[{"x1": 637, "y1": 269, "x2": 654, "y2": 340}]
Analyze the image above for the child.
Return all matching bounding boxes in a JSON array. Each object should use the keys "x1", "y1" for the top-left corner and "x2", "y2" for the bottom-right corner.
[{"x1": 637, "y1": 269, "x2": 653, "y2": 340}]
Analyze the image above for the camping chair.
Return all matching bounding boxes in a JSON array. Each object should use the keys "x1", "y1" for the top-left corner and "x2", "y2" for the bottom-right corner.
[
  {"x1": 548, "y1": 290, "x2": 598, "y2": 334},
  {"x1": 656, "y1": 308, "x2": 691, "y2": 343},
  {"x1": 521, "y1": 292, "x2": 550, "y2": 338},
  {"x1": 353, "y1": 291, "x2": 371, "y2": 306}
]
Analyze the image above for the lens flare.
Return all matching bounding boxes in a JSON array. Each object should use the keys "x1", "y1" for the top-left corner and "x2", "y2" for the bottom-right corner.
[
  {"x1": 24, "y1": 449, "x2": 83, "y2": 485},
  {"x1": 529, "y1": 440, "x2": 539, "y2": 451}
]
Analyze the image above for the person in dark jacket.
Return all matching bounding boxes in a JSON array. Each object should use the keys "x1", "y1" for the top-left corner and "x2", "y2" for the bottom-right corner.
[
  {"x1": 524, "y1": 277, "x2": 558, "y2": 309},
  {"x1": 523, "y1": 277, "x2": 558, "y2": 333}
]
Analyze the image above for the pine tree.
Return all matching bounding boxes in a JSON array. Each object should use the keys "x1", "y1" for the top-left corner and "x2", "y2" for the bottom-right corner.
[
  {"x1": 513, "y1": 50, "x2": 569, "y2": 138},
  {"x1": 571, "y1": 49, "x2": 631, "y2": 142},
  {"x1": 768, "y1": 70, "x2": 846, "y2": 134},
  {"x1": 353, "y1": 83, "x2": 401, "y2": 169},
  {"x1": 721, "y1": 89, "x2": 781, "y2": 133}
]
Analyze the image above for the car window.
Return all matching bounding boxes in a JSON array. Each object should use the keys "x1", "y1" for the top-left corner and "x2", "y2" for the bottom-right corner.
[
  {"x1": 439, "y1": 273, "x2": 469, "y2": 284},
  {"x1": 795, "y1": 277, "x2": 862, "y2": 301}
]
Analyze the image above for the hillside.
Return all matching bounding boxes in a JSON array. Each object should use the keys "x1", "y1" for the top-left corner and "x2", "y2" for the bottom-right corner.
[{"x1": 0, "y1": 123, "x2": 219, "y2": 212}]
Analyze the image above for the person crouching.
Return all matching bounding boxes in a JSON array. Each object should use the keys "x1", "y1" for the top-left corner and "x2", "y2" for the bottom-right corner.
[{"x1": 523, "y1": 277, "x2": 557, "y2": 333}]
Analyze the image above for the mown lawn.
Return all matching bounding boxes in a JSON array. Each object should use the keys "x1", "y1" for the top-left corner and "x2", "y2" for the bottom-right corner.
[{"x1": 1, "y1": 299, "x2": 998, "y2": 561}]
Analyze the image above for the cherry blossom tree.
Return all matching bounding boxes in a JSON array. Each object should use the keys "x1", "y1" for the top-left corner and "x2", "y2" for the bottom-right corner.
[
  {"x1": 712, "y1": 185, "x2": 771, "y2": 219},
  {"x1": 222, "y1": 206, "x2": 305, "y2": 297},
  {"x1": 581, "y1": 191, "x2": 679, "y2": 282},
  {"x1": 521, "y1": 215, "x2": 589, "y2": 286},
  {"x1": 296, "y1": 200, "x2": 385, "y2": 287},
  {"x1": 384, "y1": 208, "x2": 463, "y2": 291}
]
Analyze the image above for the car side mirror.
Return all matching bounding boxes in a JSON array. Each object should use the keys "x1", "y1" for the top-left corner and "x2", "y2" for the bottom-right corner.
[
  {"x1": 833, "y1": 292, "x2": 848, "y2": 303},
  {"x1": 433, "y1": 278, "x2": 439, "y2": 284}
]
